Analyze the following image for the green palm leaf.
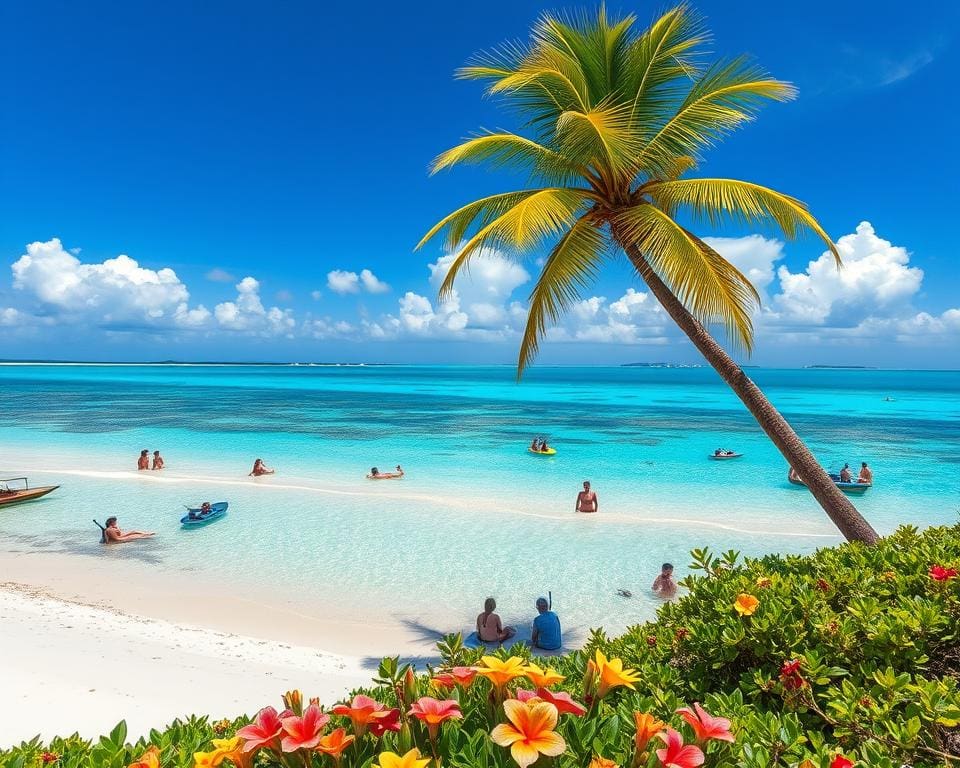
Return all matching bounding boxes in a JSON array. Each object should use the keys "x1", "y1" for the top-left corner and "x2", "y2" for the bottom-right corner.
[
  {"x1": 429, "y1": 131, "x2": 587, "y2": 183},
  {"x1": 647, "y1": 178, "x2": 840, "y2": 263},
  {"x1": 614, "y1": 204, "x2": 759, "y2": 350},
  {"x1": 518, "y1": 215, "x2": 608, "y2": 377}
]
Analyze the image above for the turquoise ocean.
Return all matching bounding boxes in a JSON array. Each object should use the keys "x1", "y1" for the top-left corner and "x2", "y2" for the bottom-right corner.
[{"x1": 1, "y1": 364, "x2": 958, "y2": 641}]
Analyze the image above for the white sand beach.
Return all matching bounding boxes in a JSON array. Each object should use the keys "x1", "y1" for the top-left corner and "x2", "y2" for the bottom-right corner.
[{"x1": 0, "y1": 549, "x2": 453, "y2": 746}]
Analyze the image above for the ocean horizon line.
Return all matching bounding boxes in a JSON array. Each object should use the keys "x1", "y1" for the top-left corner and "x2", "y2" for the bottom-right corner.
[{"x1": 0, "y1": 359, "x2": 958, "y2": 372}]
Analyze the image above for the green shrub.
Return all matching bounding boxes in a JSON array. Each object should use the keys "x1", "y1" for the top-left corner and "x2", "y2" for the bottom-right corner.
[{"x1": 2, "y1": 524, "x2": 958, "y2": 768}]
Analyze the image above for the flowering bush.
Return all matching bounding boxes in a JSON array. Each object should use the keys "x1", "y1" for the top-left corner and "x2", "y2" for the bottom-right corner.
[{"x1": 3, "y1": 523, "x2": 958, "y2": 768}]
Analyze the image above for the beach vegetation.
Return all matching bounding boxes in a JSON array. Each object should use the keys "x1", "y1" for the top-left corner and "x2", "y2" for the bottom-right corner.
[
  {"x1": 3, "y1": 523, "x2": 958, "y2": 767},
  {"x1": 417, "y1": 5, "x2": 878, "y2": 545}
]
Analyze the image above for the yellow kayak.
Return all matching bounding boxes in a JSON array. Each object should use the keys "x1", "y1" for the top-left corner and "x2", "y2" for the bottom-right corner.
[{"x1": 528, "y1": 447, "x2": 557, "y2": 456}]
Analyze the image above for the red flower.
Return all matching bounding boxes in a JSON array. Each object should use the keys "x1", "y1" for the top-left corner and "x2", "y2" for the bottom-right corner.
[
  {"x1": 408, "y1": 697, "x2": 462, "y2": 739},
  {"x1": 646, "y1": 636, "x2": 657, "y2": 646},
  {"x1": 674, "y1": 628, "x2": 689, "y2": 641},
  {"x1": 655, "y1": 729, "x2": 704, "y2": 768},
  {"x1": 333, "y1": 695, "x2": 399, "y2": 738},
  {"x1": 779, "y1": 659, "x2": 806, "y2": 690},
  {"x1": 676, "y1": 703, "x2": 734, "y2": 744},
  {"x1": 237, "y1": 706, "x2": 284, "y2": 753},
  {"x1": 929, "y1": 565, "x2": 958, "y2": 581},
  {"x1": 369, "y1": 707, "x2": 402, "y2": 738},
  {"x1": 830, "y1": 755, "x2": 854, "y2": 768},
  {"x1": 515, "y1": 688, "x2": 587, "y2": 717},
  {"x1": 816, "y1": 579, "x2": 831, "y2": 592},
  {"x1": 432, "y1": 666, "x2": 477, "y2": 689},
  {"x1": 41, "y1": 753, "x2": 59, "y2": 764},
  {"x1": 280, "y1": 704, "x2": 330, "y2": 752}
]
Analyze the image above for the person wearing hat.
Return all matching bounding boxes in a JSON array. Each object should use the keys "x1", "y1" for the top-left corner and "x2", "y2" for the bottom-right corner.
[{"x1": 531, "y1": 596, "x2": 561, "y2": 651}]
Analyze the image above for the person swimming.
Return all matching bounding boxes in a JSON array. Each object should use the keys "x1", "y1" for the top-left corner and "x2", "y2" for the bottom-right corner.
[
  {"x1": 249, "y1": 459, "x2": 275, "y2": 476},
  {"x1": 476, "y1": 597, "x2": 516, "y2": 644}
]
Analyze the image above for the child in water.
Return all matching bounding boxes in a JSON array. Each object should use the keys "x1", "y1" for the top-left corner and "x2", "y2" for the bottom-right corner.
[{"x1": 652, "y1": 563, "x2": 677, "y2": 598}]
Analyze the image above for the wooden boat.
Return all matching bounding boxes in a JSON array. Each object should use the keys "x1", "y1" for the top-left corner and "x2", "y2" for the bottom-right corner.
[
  {"x1": 788, "y1": 474, "x2": 871, "y2": 494},
  {"x1": 709, "y1": 452, "x2": 742, "y2": 460},
  {"x1": 180, "y1": 501, "x2": 228, "y2": 527},
  {"x1": 0, "y1": 478, "x2": 59, "y2": 508}
]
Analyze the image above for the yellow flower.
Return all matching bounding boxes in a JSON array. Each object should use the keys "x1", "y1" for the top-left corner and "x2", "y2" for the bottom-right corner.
[
  {"x1": 193, "y1": 751, "x2": 218, "y2": 768},
  {"x1": 880, "y1": 570, "x2": 896, "y2": 582},
  {"x1": 755, "y1": 576, "x2": 772, "y2": 589},
  {"x1": 491, "y1": 699, "x2": 566, "y2": 768},
  {"x1": 589, "y1": 757, "x2": 618, "y2": 768},
  {"x1": 373, "y1": 749, "x2": 432, "y2": 768},
  {"x1": 475, "y1": 656, "x2": 527, "y2": 689},
  {"x1": 593, "y1": 650, "x2": 641, "y2": 699},
  {"x1": 523, "y1": 663, "x2": 566, "y2": 688},
  {"x1": 733, "y1": 593, "x2": 759, "y2": 617}
]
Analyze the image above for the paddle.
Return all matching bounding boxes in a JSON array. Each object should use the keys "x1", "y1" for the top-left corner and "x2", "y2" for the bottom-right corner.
[{"x1": 93, "y1": 519, "x2": 106, "y2": 544}]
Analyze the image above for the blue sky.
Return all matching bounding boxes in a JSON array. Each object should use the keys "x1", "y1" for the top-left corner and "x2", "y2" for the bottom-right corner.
[{"x1": 1, "y1": 0, "x2": 957, "y2": 366}]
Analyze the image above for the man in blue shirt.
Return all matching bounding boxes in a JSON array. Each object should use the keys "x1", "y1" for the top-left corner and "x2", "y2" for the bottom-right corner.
[{"x1": 531, "y1": 597, "x2": 561, "y2": 651}]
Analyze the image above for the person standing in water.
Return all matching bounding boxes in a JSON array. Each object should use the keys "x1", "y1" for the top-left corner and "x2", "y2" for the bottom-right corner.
[
  {"x1": 137, "y1": 450, "x2": 150, "y2": 470},
  {"x1": 152, "y1": 451, "x2": 165, "y2": 470},
  {"x1": 652, "y1": 563, "x2": 677, "y2": 598},
  {"x1": 576, "y1": 481, "x2": 598, "y2": 513}
]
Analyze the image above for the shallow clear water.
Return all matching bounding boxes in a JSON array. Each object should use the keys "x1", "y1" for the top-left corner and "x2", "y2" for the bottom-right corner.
[{"x1": 2, "y1": 364, "x2": 958, "y2": 639}]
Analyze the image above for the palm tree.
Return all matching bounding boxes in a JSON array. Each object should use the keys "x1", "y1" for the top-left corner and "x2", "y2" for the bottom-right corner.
[{"x1": 417, "y1": 6, "x2": 879, "y2": 544}]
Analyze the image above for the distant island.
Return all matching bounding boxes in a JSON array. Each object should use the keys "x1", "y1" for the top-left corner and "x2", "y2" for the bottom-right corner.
[
  {"x1": 622, "y1": 362, "x2": 704, "y2": 368},
  {"x1": 804, "y1": 365, "x2": 877, "y2": 370}
]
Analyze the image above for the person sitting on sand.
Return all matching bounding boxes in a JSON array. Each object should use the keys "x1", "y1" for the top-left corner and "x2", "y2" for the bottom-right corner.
[
  {"x1": 103, "y1": 516, "x2": 155, "y2": 543},
  {"x1": 652, "y1": 563, "x2": 677, "y2": 598},
  {"x1": 137, "y1": 449, "x2": 150, "y2": 471},
  {"x1": 857, "y1": 462, "x2": 873, "y2": 484},
  {"x1": 531, "y1": 597, "x2": 561, "y2": 651},
  {"x1": 477, "y1": 597, "x2": 516, "y2": 644},
  {"x1": 576, "y1": 481, "x2": 598, "y2": 513},
  {"x1": 152, "y1": 450, "x2": 165, "y2": 470},
  {"x1": 249, "y1": 458, "x2": 275, "y2": 476},
  {"x1": 839, "y1": 463, "x2": 852, "y2": 483}
]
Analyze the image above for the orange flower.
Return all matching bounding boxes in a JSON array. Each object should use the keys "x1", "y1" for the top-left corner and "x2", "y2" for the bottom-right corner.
[
  {"x1": 633, "y1": 712, "x2": 666, "y2": 754},
  {"x1": 372, "y1": 749, "x2": 432, "y2": 768},
  {"x1": 491, "y1": 699, "x2": 566, "y2": 768},
  {"x1": 592, "y1": 650, "x2": 641, "y2": 699},
  {"x1": 128, "y1": 747, "x2": 161, "y2": 768},
  {"x1": 431, "y1": 666, "x2": 477, "y2": 690},
  {"x1": 523, "y1": 663, "x2": 565, "y2": 688},
  {"x1": 316, "y1": 728, "x2": 355, "y2": 761},
  {"x1": 733, "y1": 594, "x2": 759, "y2": 617},
  {"x1": 475, "y1": 656, "x2": 527, "y2": 690},
  {"x1": 408, "y1": 697, "x2": 462, "y2": 740},
  {"x1": 589, "y1": 758, "x2": 618, "y2": 768}
]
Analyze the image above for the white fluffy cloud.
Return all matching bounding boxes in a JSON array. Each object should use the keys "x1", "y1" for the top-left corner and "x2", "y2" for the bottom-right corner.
[
  {"x1": 326, "y1": 268, "x2": 390, "y2": 295},
  {"x1": 772, "y1": 221, "x2": 923, "y2": 326},
  {"x1": 214, "y1": 277, "x2": 295, "y2": 336},
  {"x1": 550, "y1": 288, "x2": 669, "y2": 344},
  {"x1": 1, "y1": 307, "x2": 23, "y2": 326},
  {"x1": 11, "y1": 238, "x2": 210, "y2": 329}
]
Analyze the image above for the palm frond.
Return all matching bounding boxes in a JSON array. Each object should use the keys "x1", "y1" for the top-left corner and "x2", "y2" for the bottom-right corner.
[
  {"x1": 518, "y1": 215, "x2": 608, "y2": 376},
  {"x1": 637, "y1": 57, "x2": 795, "y2": 175},
  {"x1": 623, "y1": 5, "x2": 708, "y2": 124},
  {"x1": 417, "y1": 190, "x2": 548, "y2": 252},
  {"x1": 556, "y1": 103, "x2": 643, "y2": 181},
  {"x1": 430, "y1": 131, "x2": 586, "y2": 183},
  {"x1": 647, "y1": 178, "x2": 840, "y2": 263},
  {"x1": 614, "y1": 203, "x2": 760, "y2": 350},
  {"x1": 436, "y1": 188, "x2": 593, "y2": 300}
]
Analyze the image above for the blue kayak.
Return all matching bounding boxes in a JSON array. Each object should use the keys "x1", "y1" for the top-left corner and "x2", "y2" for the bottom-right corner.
[{"x1": 180, "y1": 501, "x2": 228, "y2": 527}]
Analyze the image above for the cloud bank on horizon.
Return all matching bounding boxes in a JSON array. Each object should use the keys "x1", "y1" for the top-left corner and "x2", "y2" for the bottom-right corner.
[{"x1": 1, "y1": 222, "x2": 957, "y2": 365}]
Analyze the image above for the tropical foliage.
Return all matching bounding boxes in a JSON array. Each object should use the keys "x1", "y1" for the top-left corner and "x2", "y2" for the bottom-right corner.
[{"x1": 4, "y1": 524, "x2": 958, "y2": 768}]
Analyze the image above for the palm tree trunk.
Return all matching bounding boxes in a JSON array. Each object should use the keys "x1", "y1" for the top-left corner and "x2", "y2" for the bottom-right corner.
[{"x1": 616, "y1": 237, "x2": 879, "y2": 545}]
